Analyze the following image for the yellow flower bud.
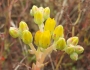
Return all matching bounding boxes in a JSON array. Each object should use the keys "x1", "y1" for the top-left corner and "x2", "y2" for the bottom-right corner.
[
  {"x1": 56, "y1": 38, "x2": 66, "y2": 50},
  {"x1": 53, "y1": 25, "x2": 64, "y2": 41},
  {"x1": 75, "y1": 45, "x2": 84, "y2": 54},
  {"x1": 65, "y1": 45, "x2": 75, "y2": 54},
  {"x1": 30, "y1": 9, "x2": 33, "y2": 16},
  {"x1": 44, "y1": 18, "x2": 56, "y2": 33},
  {"x1": 19, "y1": 21, "x2": 29, "y2": 32},
  {"x1": 9, "y1": 27, "x2": 19, "y2": 38},
  {"x1": 22, "y1": 30, "x2": 33, "y2": 44},
  {"x1": 34, "y1": 30, "x2": 42, "y2": 46},
  {"x1": 70, "y1": 52, "x2": 78, "y2": 61},
  {"x1": 67, "y1": 37, "x2": 79, "y2": 46},
  {"x1": 44, "y1": 7, "x2": 50, "y2": 20},
  {"x1": 30, "y1": 5, "x2": 38, "y2": 16},
  {"x1": 39, "y1": 30, "x2": 51, "y2": 49},
  {"x1": 39, "y1": 7, "x2": 44, "y2": 12},
  {"x1": 34, "y1": 10, "x2": 44, "y2": 25}
]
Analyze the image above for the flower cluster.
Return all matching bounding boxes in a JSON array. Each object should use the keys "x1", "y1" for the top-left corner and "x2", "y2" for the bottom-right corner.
[
  {"x1": 9, "y1": 5, "x2": 84, "y2": 70},
  {"x1": 30, "y1": 5, "x2": 50, "y2": 25},
  {"x1": 34, "y1": 17, "x2": 56, "y2": 49},
  {"x1": 65, "y1": 37, "x2": 84, "y2": 60},
  {"x1": 9, "y1": 21, "x2": 33, "y2": 44},
  {"x1": 30, "y1": 5, "x2": 84, "y2": 61}
]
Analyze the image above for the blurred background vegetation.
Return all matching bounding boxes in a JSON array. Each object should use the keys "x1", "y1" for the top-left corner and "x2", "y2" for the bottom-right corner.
[{"x1": 0, "y1": 0, "x2": 90, "y2": 70}]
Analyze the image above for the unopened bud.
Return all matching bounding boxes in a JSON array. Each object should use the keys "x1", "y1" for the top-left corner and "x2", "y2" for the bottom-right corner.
[
  {"x1": 67, "y1": 37, "x2": 79, "y2": 45},
  {"x1": 75, "y1": 45, "x2": 84, "y2": 54},
  {"x1": 70, "y1": 52, "x2": 78, "y2": 61},
  {"x1": 44, "y1": 18, "x2": 56, "y2": 33},
  {"x1": 44, "y1": 7, "x2": 50, "y2": 20},
  {"x1": 22, "y1": 30, "x2": 33, "y2": 44},
  {"x1": 19, "y1": 21, "x2": 29, "y2": 32},
  {"x1": 34, "y1": 30, "x2": 42, "y2": 46},
  {"x1": 30, "y1": 5, "x2": 38, "y2": 16},
  {"x1": 9, "y1": 27, "x2": 19, "y2": 38},
  {"x1": 53, "y1": 25, "x2": 64, "y2": 41},
  {"x1": 56, "y1": 38, "x2": 66, "y2": 50},
  {"x1": 65, "y1": 45, "x2": 75, "y2": 54},
  {"x1": 30, "y1": 10, "x2": 33, "y2": 16},
  {"x1": 39, "y1": 30, "x2": 51, "y2": 49},
  {"x1": 39, "y1": 7, "x2": 44, "y2": 12},
  {"x1": 34, "y1": 11, "x2": 44, "y2": 25}
]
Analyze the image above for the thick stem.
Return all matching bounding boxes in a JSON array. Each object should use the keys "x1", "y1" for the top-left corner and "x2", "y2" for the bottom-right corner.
[
  {"x1": 28, "y1": 43, "x2": 36, "y2": 54},
  {"x1": 40, "y1": 44, "x2": 55, "y2": 64},
  {"x1": 39, "y1": 23, "x2": 44, "y2": 32}
]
